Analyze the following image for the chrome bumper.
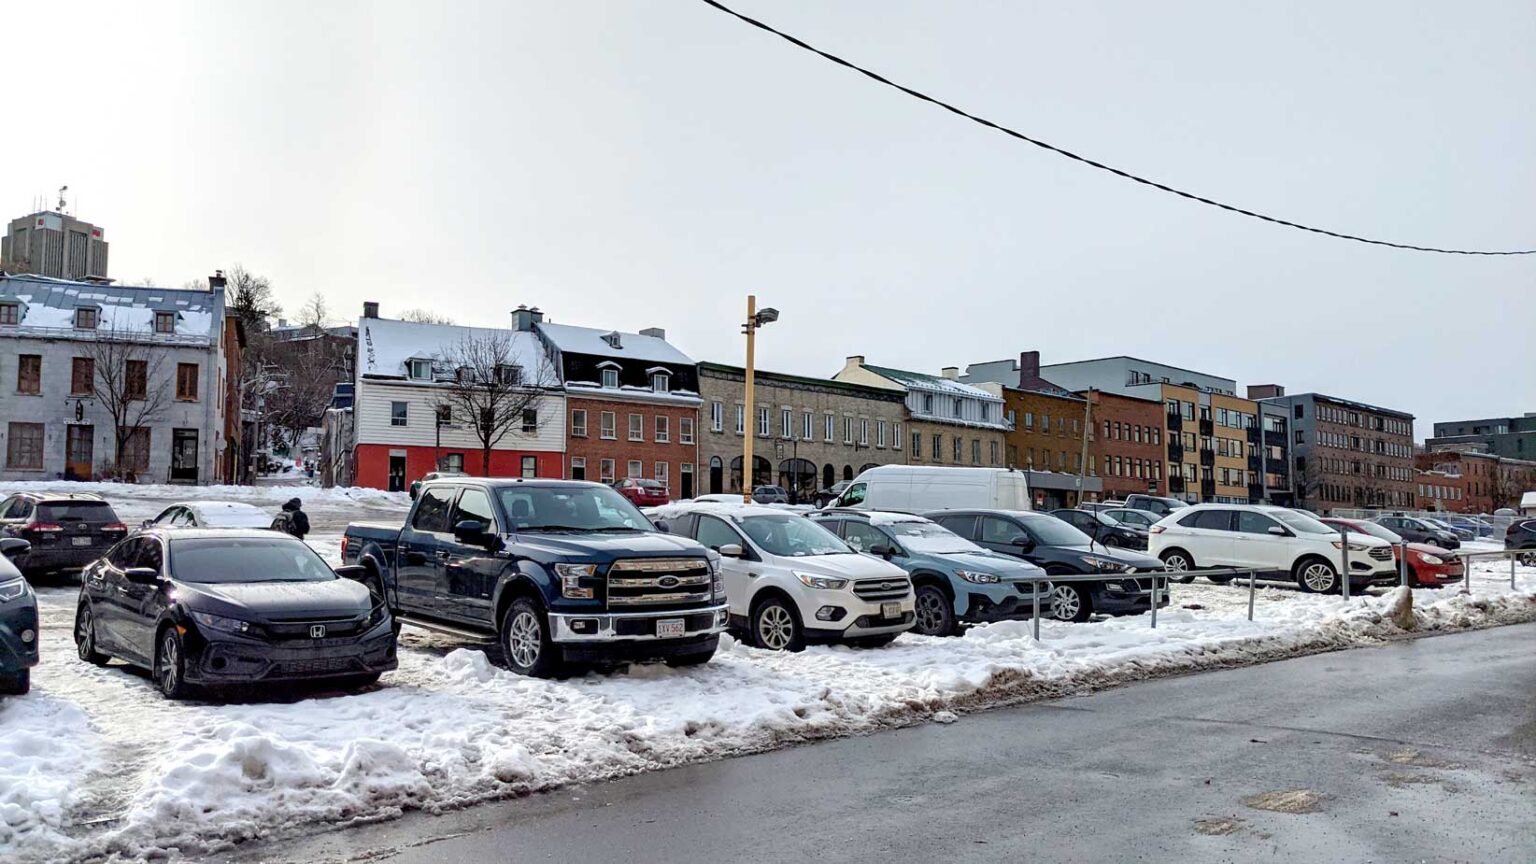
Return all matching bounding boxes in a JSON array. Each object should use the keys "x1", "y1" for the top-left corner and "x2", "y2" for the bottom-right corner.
[{"x1": 547, "y1": 604, "x2": 730, "y2": 643}]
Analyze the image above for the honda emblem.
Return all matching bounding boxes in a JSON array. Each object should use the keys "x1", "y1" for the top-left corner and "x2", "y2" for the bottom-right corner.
[{"x1": 310, "y1": 625, "x2": 326, "y2": 639}]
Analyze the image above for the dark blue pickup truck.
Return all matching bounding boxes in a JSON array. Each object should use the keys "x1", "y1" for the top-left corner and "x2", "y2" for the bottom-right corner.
[{"x1": 343, "y1": 478, "x2": 727, "y2": 677}]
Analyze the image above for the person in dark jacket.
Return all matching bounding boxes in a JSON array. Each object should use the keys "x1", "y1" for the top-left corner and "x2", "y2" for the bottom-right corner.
[{"x1": 273, "y1": 498, "x2": 310, "y2": 539}]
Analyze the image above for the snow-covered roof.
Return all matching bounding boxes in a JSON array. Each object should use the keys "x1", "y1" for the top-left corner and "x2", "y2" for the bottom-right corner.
[
  {"x1": 0, "y1": 274, "x2": 221, "y2": 340},
  {"x1": 862, "y1": 363, "x2": 1003, "y2": 401},
  {"x1": 1521, "y1": 490, "x2": 1536, "y2": 511},
  {"x1": 358, "y1": 317, "x2": 553, "y2": 381},
  {"x1": 537, "y1": 321, "x2": 694, "y2": 366}
]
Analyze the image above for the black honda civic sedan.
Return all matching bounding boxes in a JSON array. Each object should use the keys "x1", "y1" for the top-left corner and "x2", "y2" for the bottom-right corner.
[{"x1": 74, "y1": 528, "x2": 396, "y2": 699}]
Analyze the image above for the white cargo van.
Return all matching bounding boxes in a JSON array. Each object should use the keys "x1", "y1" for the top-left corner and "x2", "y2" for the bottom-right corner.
[{"x1": 832, "y1": 466, "x2": 1031, "y2": 513}]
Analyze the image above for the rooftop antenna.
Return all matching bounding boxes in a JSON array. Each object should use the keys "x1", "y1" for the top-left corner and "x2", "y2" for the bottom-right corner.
[{"x1": 57, "y1": 186, "x2": 68, "y2": 214}]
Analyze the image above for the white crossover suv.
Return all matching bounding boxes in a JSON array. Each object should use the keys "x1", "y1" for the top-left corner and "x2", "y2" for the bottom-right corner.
[
  {"x1": 651, "y1": 503, "x2": 915, "y2": 650},
  {"x1": 1148, "y1": 504, "x2": 1398, "y2": 593}
]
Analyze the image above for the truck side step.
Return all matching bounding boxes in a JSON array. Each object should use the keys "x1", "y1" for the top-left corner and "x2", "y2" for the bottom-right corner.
[{"x1": 395, "y1": 614, "x2": 497, "y2": 643}]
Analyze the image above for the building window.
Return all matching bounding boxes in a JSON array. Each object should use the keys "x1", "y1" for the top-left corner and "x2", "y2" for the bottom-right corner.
[
  {"x1": 390, "y1": 401, "x2": 408, "y2": 426},
  {"x1": 119, "y1": 427, "x2": 151, "y2": 473},
  {"x1": 655, "y1": 462, "x2": 669, "y2": 486},
  {"x1": 70, "y1": 357, "x2": 94, "y2": 395},
  {"x1": 912, "y1": 432, "x2": 922, "y2": 459},
  {"x1": 781, "y1": 409, "x2": 793, "y2": 439},
  {"x1": 953, "y1": 437, "x2": 963, "y2": 462},
  {"x1": 17, "y1": 354, "x2": 41, "y2": 394},
  {"x1": 680, "y1": 417, "x2": 694, "y2": 444},
  {"x1": 651, "y1": 371, "x2": 669, "y2": 393},
  {"x1": 602, "y1": 367, "x2": 620, "y2": 389},
  {"x1": 655, "y1": 415, "x2": 670, "y2": 443},
  {"x1": 922, "y1": 393, "x2": 934, "y2": 414},
  {"x1": 175, "y1": 363, "x2": 199, "y2": 401},
  {"x1": 757, "y1": 407, "x2": 771, "y2": 437},
  {"x1": 859, "y1": 419, "x2": 870, "y2": 445},
  {"x1": 521, "y1": 456, "x2": 537, "y2": 478},
  {"x1": 980, "y1": 403, "x2": 991, "y2": 421},
  {"x1": 1294, "y1": 430, "x2": 1304, "y2": 445},
  {"x1": 971, "y1": 439, "x2": 981, "y2": 465},
  {"x1": 734, "y1": 405, "x2": 746, "y2": 435},
  {"x1": 1041, "y1": 414, "x2": 1051, "y2": 433},
  {"x1": 522, "y1": 409, "x2": 538, "y2": 434},
  {"x1": 571, "y1": 456, "x2": 586, "y2": 480},
  {"x1": 571, "y1": 409, "x2": 587, "y2": 437},
  {"x1": 6, "y1": 422, "x2": 44, "y2": 469},
  {"x1": 122, "y1": 359, "x2": 147, "y2": 400},
  {"x1": 0, "y1": 303, "x2": 17, "y2": 325},
  {"x1": 74, "y1": 307, "x2": 98, "y2": 329},
  {"x1": 954, "y1": 399, "x2": 963, "y2": 419},
  {"x1": 627, "y1": 460, "x2": 643, "y2": 479},
  {"x1": 1024, "y1": 412, "x2": 1034, "y2": 430},
  {"x1": 629, "y1": 414, "x2": 644, "y2": 441},
  {"x1": 933, "y1": 435, "x2": 943, "y2": 462},
  {"x1": 876, "y1": 420, "x2": 887, "y2": 449},
  {"x1": 711, "y1": 401, "x2": 724, "y2": 432},
  {"x1": 803, "y1": 412, "x2": 814, "y2": 441},
  {"x1": 824, "y1": 413, "x2": 835, "y2": 442},
  {"x1": 990, "y1": 440, "x2": 999, "y2": 465},
  {"x1": 496, "y1": 364, "x2": 522, "y2": 386},
  {"x1": 600, "y1": 458, "x2": 615, "y2": 483},
  {"x1": 154, "y1": 311, "x2": 175, "y2": 334},
  {"x1": 409, "y1": 359, "x2": 432, "y2": 380}
]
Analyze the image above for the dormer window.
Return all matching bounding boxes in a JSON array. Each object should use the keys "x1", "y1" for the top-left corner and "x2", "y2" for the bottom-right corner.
[
  {"x1": 74, "y1": 307, "x2": 98, "y2": 330},
  {"x1": 154, "y1": 311, "x2": 175, "y2": 334},
  {"x1": 980, "y1": 403, "x2": 991, "y2": 421},
  {"x1": 495, "y1": 364, "x2": 522, "y2": 385},
  {"x1": 0, "y1": 303, "x2": 17, "y2": 325},
  {"x1": 650, "y1": 369, "x2": 670, "y2": 393},
  {"x1": 922, "y1": 393, "x2": 933, "y2": 413},
  {"x1": 409, "y1": 359, "x2": 433, "y2": 380},
  {"x1": 953, "y1": 398, "x2": 963, "y2": 419},
  {"x1": 456, "y1": 365, "x2": 474, "y2": 384},
  {"x1": 599, "y1": 363, "x2": 620, "y2": 389}
]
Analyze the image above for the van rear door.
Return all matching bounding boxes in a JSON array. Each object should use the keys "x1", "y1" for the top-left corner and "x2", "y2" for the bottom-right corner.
[{"x1": 995, "y1": 474, "x2": 1030, "y2": 510}]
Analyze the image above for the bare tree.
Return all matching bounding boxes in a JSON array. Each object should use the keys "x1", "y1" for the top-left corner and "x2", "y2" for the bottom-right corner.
[
  {"x1": 131, "y1": 276, "x2": 159, "y2": 287},
  {"x1": 182, "y1": 277, "x2": 210, "y2": 292},
  {"x1": 1293, "y1": 455, "x2": 1327, "y2": 512},
  {"x1": 84, "y1": 326, "x2": 172, "y2": 481},
  {"x1": 431, "y1": 332, "x2": 556, "y2": 476},
  {"x1": 298, "y1": 292, "x2": 331, "y2": 335},
  {"x1": 264, "y1": 366, "x2": 337, "y2": 460},
  {"x1": 400, "y1": 308, "x2": 456, "y2": 325}
]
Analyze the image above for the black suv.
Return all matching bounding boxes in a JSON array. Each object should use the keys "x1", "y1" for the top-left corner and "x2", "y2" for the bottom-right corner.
[
  {"x1": 925, "y1": 509, "x2": 1167, "y2": 623},
  {"x1": 1050, "y1": 508, "x2": 1149, "y2": 550},
  {"x1": 1507, "y1": 518, "x2": 1536, "y2": 566},
  {"x1": 0, "y1": 493, "x2": 128, "y2": 578},
  {"x1": 1124, "y1": 494, "x2": 1188, "y2": 517},
  {"x1": 1374, "y1": 515, "x2": 1460, "y2": 550}
]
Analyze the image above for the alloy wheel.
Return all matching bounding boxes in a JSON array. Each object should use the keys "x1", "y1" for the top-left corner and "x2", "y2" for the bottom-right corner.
[
  {"x1": 914, "y1": 588, "x2": 948, "y2": 635},
  {"x1": 756, "y1": 604, "x2": 795, "y2": 650},
  {"x1": 158, "y1": 633, "x2": 180, "y2": 696},
  {"x1": 505, "y1": 611, "x2": 542, "y2": 669},
  {"x1": 1302, "y1": 563, "x2": 1337, "y2": 593},
  {"x1": 1049, "y1": 585, "x2": 1081, "y2": 620},
  {"x1": 77, "y1": 608, "x2": 96, "y2": 661}
]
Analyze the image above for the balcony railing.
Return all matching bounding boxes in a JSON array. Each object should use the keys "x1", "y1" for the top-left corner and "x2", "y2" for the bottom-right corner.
[{"x1": 1199, "y1": 448, "x2": 1216, "y2": 467}]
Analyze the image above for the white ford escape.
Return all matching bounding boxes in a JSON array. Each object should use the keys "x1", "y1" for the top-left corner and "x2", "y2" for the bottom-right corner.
[
  {"x1": 652, "y1": 503, "x2": 915, "y2": 650},
  {"x1": 1148, "y1": 504, "x2": 1398, "y2": 593}
]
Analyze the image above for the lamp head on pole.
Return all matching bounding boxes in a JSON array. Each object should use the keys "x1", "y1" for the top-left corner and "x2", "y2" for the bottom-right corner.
[{"x1": 753, "y1": 307, "x2": 779, "y2": 327}]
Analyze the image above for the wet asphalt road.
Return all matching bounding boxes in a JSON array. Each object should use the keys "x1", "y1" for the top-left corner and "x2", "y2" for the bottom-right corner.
[{"x1": 230, "y1": 623, "x2": 1536, "y2": 864}]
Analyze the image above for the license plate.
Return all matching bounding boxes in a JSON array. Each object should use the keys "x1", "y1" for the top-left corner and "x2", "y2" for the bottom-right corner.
[
  {"x1": 881, "y1": 601, "x2": 902, "y2": 619},
  {"x1": 656, "y1": 618, "x2": 685, "y2": 638},
  {"x1": 73, "y1": 536, "x2": 93, "y2": 547}
]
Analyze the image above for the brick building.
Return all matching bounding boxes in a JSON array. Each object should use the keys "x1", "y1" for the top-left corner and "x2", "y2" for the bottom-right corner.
[
  {"x1": 696, "y1": 362, "x2": 906, "y2": 500},
  {"x1": 1416, "y1": 470, "x2": 1468, "y2": 512},
  {"x1": 1086, "y1": 389, "x2": 1166, "y2": 500},
  {"x1": 1416, "y1": 449, "x2": 1536, "y2": 513},
  {"x1": 1259, "y1": 389, "x2": 1415, "y2": 513},
  {"x1": 532, "y1": 310, "x2": 701, "y2": 498}
]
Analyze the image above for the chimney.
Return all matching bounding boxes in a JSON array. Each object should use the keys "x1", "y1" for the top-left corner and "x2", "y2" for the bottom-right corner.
[
  {"x1": 207, "y1": 270, "x2": 226, "y2": 291},
  {"x1": 846, "y1": 355, "x2": 865, "y2": 367},
  {"x1": 1017, "y1": 351, "x2": 1041, "y2": 388},
  {"x1": 512, "y1": 305, "x2": 545, "y2": 332},
  {"x1": 639, "y1": 327, "x2": 666, "y2": 340},
  {"x1": 940, "y1": 367, "x2": 959, "y2": 380},
  {"x1": 363, "y1": 301, "x2": 379, "y2": 319},
  {"x1": 1247, "y1": 384, "x2": 1284, "y2": 400}
]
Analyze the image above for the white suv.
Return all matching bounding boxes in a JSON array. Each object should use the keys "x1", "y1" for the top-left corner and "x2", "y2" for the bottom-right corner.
[
  {"x1": 653, "y1": 503, "x2": 915, "y2": 650},
  {"x1": 1148, "y1": 504, "x2": 1397, "y2": 593}
]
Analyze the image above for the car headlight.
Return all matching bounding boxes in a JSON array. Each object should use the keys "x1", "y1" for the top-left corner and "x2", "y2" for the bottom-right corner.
[
  {"x1": 0, "y1": 577, "x2": 26, "y2": 602},
  {"x1": 955, "y1": 570, "x2": 1001, "y2": 584},
  {"x1": 1081, "y1": 557, "x2": 1136, "y2": 573},
  {"x1": 795, "y1": 572, "x2": 849, "y2": 590},
  {"x1": 1330, "y1": 541, "x2": 1371, "y2": 552},
  {"x1": 1418, "y1": 553, "x2": 1444, "y2": 566},
  {"x1": 555, "y1": 563, "x2": 598, "y2": 599},
  {"x1": 367, "y1": 602, "x2": 390, "y2": 628},
  {"x1": 190, "y1": 611, "x2": 254, "y2": 635}
]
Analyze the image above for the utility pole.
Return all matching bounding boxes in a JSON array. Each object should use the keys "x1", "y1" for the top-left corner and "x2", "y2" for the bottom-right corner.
[
  {"x1": 1077, "y1": 388, "x2": 1094, "y2": 506},
  {"x1": 740, "y1": 296, "x2": 778, "y2": 502}
]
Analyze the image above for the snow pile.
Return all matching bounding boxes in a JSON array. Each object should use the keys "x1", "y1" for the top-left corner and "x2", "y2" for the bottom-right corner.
[
  {"x1": 3, "y1": 562, "x2": 1533, "y2": 862},
  {"x1": 0, "y1": 480, "x2": 409, "y2": 511}
]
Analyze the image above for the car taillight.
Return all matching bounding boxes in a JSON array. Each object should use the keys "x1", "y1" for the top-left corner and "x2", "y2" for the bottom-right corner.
[
  {"x1": 27, "y1": 523, "x2": 63, "y2": 534},
  {"x1": 1148, "y1": 525, "x2": 1165, "y2": 534},
  {"x1": 340, "y1": 535, "x2": 350, "y2": 559},
  {"x1": 103, "y1": 523, "x2": 128, "y2": 533}
]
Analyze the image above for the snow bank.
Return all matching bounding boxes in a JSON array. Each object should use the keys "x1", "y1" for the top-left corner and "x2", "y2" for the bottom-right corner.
[
  {"x1": 3, "y1": 563, "x2": 1533, "y2": 862},
  {"x1": 0, "y1": 480, "x2": 409, "y2": 511}
]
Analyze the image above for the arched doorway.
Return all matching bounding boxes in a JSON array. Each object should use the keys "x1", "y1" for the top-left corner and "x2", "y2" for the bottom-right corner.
[
  {"x1": 730, "y1": 455, "x2": 772, "y2": 493},
  {"x1": 822, "y1": 464, "x2": 835, "y2": 490},
  {"x1": 779, "y1": 458, "x2": 817, "y2": 504},
  {"x1": 843, "y1": 465, "x2": 854, "y2": 482},
  {"x1": 709, "y1": 456, "x2": 723, "y2": 495},
  {"x1": 860, "y1": 463, "x2": 878, "y2": 474}
]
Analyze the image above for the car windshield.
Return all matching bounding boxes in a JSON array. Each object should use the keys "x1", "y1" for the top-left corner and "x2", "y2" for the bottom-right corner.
[
  {"x1": 739, "y1": 514, "x2": 848, "y2": 557},
  {"x1": 499, "y1": 485, "x2": 653, "y2": 532},
  {"x1": 1104, "y1": 509, "x2": 1153, "y2": 527},
  {"x1": 1423, "y1": 519, "x2": 1455, "y2": 530},
  {"x1": 1021, "y1": 516, "x2": 1095, "y2": 547},
  {"x1": 37, "y1": 502, "x2": 117, "y2": 523},
  {"x1": 1337, "y1": 521, "x2": 1400, "y2": 543},
  {"x1": 169, "y1": 537, "x2": 336, "y2": 583},
  {"x1": 1274, "y1": 510, "x2": 1336, "y2": 536},
  {"x1": 884, "y1": 520, "x2": 983, "y2": 554}
]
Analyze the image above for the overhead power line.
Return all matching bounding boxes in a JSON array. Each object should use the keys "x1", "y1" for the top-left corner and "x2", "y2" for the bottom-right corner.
[{"x1": 698, "y1": 0, "x2": 1535, "y2": 256}]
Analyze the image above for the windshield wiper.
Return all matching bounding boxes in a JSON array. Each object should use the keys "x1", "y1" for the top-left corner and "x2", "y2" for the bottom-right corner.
[{"x1": 521, "y1": 525, "x2": 639, "y2": 533}]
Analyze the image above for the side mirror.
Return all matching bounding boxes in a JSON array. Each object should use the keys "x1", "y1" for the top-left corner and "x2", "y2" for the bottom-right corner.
[
  {"x1": 409, "y1": 486, "x2": 420, "y2": 501},
  {"x1": 333, "y1": 564, "x2": 368, "y2": 580},
  {"x1": 452, "y1": 519, "x2": 491, "y2": 546},
  {"x1": 1267, "y1": 525, "x2": 1289, "y2": 537},
  {"x1": 1011, "y1": 537, "x2": 1034, "y2": 551},
  {"x1": 653, "y1": 519, "x2": 671, "y2": 534},
  {"x1": 140, "y1": 519, "x2": 153, "y2": 529},
  {"x1": 869, "y1": 544, "x2": 896, "y2": 561},
  {"x1": 124, "y1": 567, "x2": 160, "y2": 585},
  {"x1": 0, "y1": 537, "x2": 30, "y2": 559},
  {"x1": 717, "y1": 543, "x2": 744, "y2": 558}
]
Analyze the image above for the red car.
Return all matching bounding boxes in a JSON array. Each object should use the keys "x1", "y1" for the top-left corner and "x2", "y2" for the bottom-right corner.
[
  {"x1": 614, "y1": 478, "x2": 670, "y2": 507},
  {"x1": 1320, "y1": 518, "x2": 1464, "y2": 588}
]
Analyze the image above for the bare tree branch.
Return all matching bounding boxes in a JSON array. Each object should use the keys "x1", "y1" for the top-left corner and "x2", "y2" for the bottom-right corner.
[
  {"x1": 298, "y1": 292, "x2": 331, "y2": 335},
  {"x1": 400, "y1": 308, "x2": 457, "y2": 325},
  {"x1": 84, "y1": 325, "x2": 173, "y2": 480},
  {"x1": 430, "y1": 332, "x2": 557, "y2": 476}
]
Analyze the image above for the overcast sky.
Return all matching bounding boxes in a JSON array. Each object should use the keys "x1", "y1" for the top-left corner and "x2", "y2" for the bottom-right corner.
[{"x1": 6, "y1": 1, "x2": 1532, "y2": 436}]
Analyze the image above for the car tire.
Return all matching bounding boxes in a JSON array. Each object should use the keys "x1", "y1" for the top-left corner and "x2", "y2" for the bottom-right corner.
[
  {"x1": 850, "y1": 634, "x2": 898, "y2": 649},
  {"x1": 750, "y1": 595, "x2": 805, "y2": 652},
  {"x1": 1160, "y1": 549, "x2": 1196, "y2": 584},
  {"x1": 75, "y1": 604, "x2": 110, "y2": 666},
  {"x1": 912, "y1": 583, "x2": 957, "y2": 637},
  {"x1": 500, "y1": 597, "x2": 564, "y2": 678},
  {"x1": 1518, "y1": 552, "x2": 1536, "y2": 568},
  {"x1": 155, "y1": 627, "x2": 192, "y2": 700},
  {"x1": 0, "y1": 669, "x2": 30, "y2": 696},
  {"x1": 1207, "y1": 574, "x2": 1235, "y2": 585},
  {"x1": 1046, "y1": 582, "x2": 1092, "y2": 623},
  {"x1": 1295, "y1": 558, "x2": 1339, "y2": 594},
  {"x1": 343, "y1": 672, "x2": 383, "y2": 689}
]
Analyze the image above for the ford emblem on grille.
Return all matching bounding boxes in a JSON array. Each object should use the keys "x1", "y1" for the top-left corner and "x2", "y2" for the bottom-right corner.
[
  {"x1": 881, "y1": 581, "x2": 897, "y2": 591},
  {"x1": 657, "y1": 576, "x2": 680, "y2": 588},
  {"x1": 310, "y1": 625, "x2": 326, "y2": 639}
]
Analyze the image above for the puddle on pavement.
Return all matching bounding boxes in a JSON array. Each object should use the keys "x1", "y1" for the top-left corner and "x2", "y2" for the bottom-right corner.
[
  {"x1": 1241, "y1": 789, "x2": 1323, "y2": 814},
  {"x1": 1193, "y1": 816, "x2": 1244, "y2": 836}
]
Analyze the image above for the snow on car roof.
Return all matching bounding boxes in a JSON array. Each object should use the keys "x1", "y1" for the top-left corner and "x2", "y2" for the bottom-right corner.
[
  {"x1": 863, "y1": 511, "x2": 930, "y2": 526},
  {"x1": 651, "y1": 501, "x2": 804, "y2": 521}
]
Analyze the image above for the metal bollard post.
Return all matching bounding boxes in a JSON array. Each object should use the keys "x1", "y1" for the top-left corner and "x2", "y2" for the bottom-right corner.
[
  {"x1": 1340, "y1": 530, "x2": 1351, "y2": 601},
  {"x1": 1463, "y1": 554, "x2": 1472, "y2": 596},
  {"x1": 1513, "y1": 553, "x2": 1518, "y2": 590},
  {"x1": 1150, "y1": 573, "x2": 1159, "y2": 629},
  {"x1": 1398, "y1": 542, "x2": 1409, "y2": 588},
  {"x1": 1032, "y1": 580, "x2": 1041, "y2": 641},
  {"x1": 1247, "y1": 569, "x2": 1256, "y2": 621}
]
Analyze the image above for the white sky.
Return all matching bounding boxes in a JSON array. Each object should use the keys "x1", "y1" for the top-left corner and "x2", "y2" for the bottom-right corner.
[{"x1": 5, "y1": 1, "x2": 1532, "y2": 434}]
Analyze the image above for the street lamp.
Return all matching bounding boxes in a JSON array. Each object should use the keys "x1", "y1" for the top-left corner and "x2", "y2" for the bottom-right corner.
[{"x1": 742, "y1": 295, "x2": 778, "y2": 502}]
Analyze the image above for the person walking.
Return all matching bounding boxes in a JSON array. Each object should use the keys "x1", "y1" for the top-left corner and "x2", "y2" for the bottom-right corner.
[{"x1": 273, "y1": 497, "x2": 310, "y2": 540}]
